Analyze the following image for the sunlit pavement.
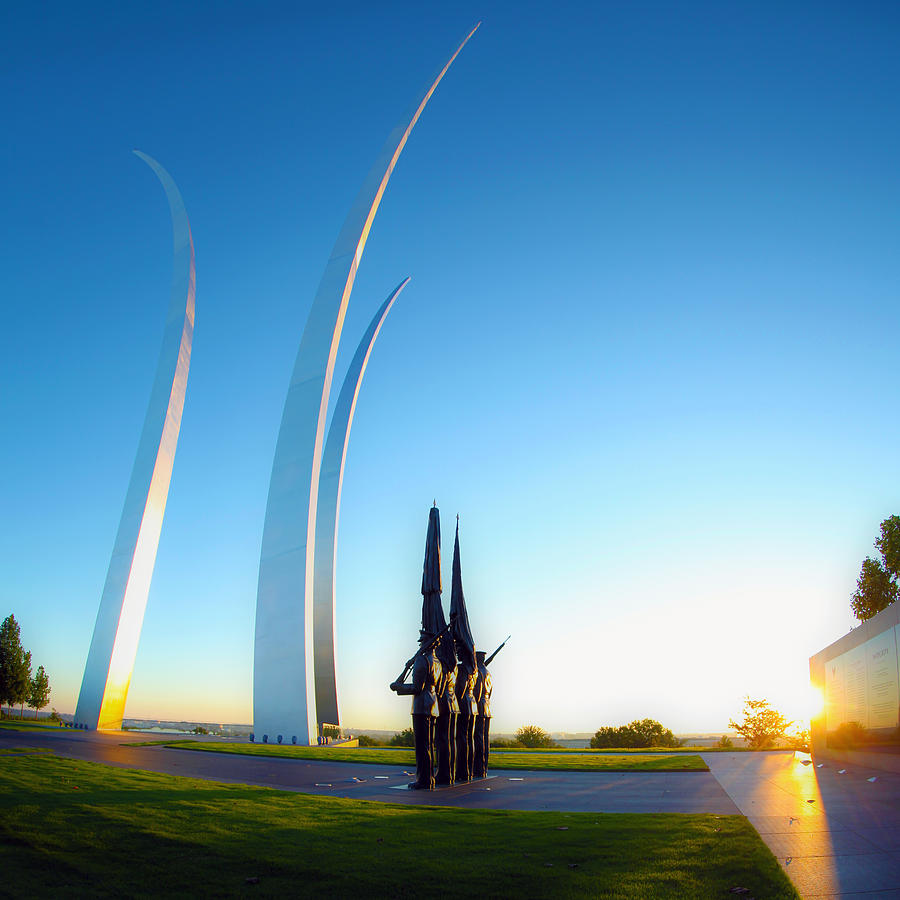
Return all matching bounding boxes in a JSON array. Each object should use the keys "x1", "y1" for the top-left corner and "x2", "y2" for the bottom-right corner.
[{"x1": 702, "y1": 751, "x2": 900, "y2": 898}]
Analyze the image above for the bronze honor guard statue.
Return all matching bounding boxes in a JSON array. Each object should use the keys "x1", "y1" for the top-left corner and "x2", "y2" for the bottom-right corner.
[
  {"x1": 449, "y1": 517, "x2": 478, "y2": 781},
  {"x1": 473, "y1": 650, "x2": 492, "y2": 776},
  {"x1": 390, "y1": 629, "x2": 443, "y2": 789},
  {"x1": 474, "y1": 636, "x2": 508, "y2": 778},
  {"x1": 434, "y1": 634, "x2": 458, "y2": 785},
  {"x1": 389, "y1": 505, "x2": 445, "y2": 789}
]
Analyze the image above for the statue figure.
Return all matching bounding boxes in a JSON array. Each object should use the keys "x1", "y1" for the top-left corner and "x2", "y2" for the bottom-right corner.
[
  {"x1": 454, "y1": 645, "x2": 479, "y2": 781},
  {"x1": 473, "y1": 649, "x2": 493, "y2": 777},
  {"x1": 434, "y1": 653, "x2": 459, "y2": 785},
  {"x1": 390, "y1": 630, "x2": 442, "y2": 789}
]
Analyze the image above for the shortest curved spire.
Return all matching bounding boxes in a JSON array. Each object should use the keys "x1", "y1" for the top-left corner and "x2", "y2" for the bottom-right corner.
[
  {"x1": 74, "y1": 152, "x2": 195, "y2": 731},
  {"x1": 313, "y1": 278, "x2": 409, "y2": 728}
]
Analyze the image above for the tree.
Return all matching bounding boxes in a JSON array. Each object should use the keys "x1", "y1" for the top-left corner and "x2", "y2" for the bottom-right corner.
[
  {"x1": 851, "y1": 516, "x2": 900, "y2": 621},
  {"x1": 875, "y1": 515, "x2": 900, "y2": 578},
  {"x1": 515, "y1": 725, "x2": 556, "y2": 748},
  {"x1": 590, "y1": 718, "x2": 682, "y2": 749},
  {"x1": 0, "y1": 615, "x2": 32, "y2": 717},
  {"x1": 728, "y1": 698, "x2": 791, "y2": 749},
  {"x1": 716, "y1": 735, "x2": 733, "y2": 749},
  {"x1": 27, "y1": 665, "x2": 50, "y2": 718},
  {"x1": 14, "y1": 651, "x2": 32, "y2": 717},
  {"x1": 851, "y1": 557, "x2": 898, "y2": 621}
]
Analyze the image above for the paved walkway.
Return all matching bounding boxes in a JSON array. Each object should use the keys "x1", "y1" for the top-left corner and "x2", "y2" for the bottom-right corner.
[
  {"x1": 704, "y1": 751, "x2": 900, "y2": 898},
  {"x1": 4, "y1": 729, "x2": 900, "y2": 897},
  {"x1": 0, "y1": 729, "x2": 737, "y2": 813}
]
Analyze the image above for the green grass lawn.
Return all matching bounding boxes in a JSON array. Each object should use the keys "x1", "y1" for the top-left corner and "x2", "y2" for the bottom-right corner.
[
  {"x1": 0, "y1": 754, "x2": 796, "y2": 898},
  {"x1": 0, "y1": 718, "x2": 66, "y2": 731},
  {"x1": 0, "y1": 746, "x2": 52, "y2": 755},
  {"x1": 150, "y1": 742, "x2": 708, "y2": 772}
]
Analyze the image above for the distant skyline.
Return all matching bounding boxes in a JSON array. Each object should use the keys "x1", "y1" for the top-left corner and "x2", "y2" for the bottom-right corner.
[{"x1": 2, "y1": 1, "x2": 899, "y2": 735}]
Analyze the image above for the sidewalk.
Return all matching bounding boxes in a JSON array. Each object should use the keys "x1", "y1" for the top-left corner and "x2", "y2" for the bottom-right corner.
[{"x1": 703, "y1": 751, "x2": 900, "y2": 898}]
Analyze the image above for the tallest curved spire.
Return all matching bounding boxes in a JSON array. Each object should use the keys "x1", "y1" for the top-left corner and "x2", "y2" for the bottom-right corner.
[
  {"x1": 75, "y1": 152, "x2": 196, "y2": 731},
  {"x1": 254, "y1": 25, "x2": 480, "y2": 746}
]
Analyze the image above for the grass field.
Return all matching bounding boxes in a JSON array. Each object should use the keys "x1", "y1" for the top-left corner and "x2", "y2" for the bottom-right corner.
[
  {"x1": 0, "y1": 754, "x2": 796, "y2": 898},
  {"x1": 0, "y1": 719, "x2": 66, "y2": 731},
  {"x1": 0, "y1": 746, "x2": 52, "y2": 755},
  {"x1": 148, "y1": 742, "x2": 708, "y2": 772}
]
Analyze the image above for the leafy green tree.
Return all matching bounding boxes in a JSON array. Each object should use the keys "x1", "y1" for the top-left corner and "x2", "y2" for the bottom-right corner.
[
  {"x1": 875, "y1": 515, "x2": 900, "y2": 578},
  {"x1": 515, "y1": 725, "x2": 556, "y2": 748},
  {"x1": 388, "y1": 727, "x2": 414, "y2": 747},
  {"x1": 357, "y1": 734, "x2": 381, "y2": 747},
  {"x1": 590, "y1": 718, "x2": 682, "y2": 749},
  {"x1": 851, "y1": 516, "x2": 900, "y2": 621},
  {"x1": 27, "y1": 665, "x2": 50, "y2": 718},
  {"x1": 716, "y1": 735, "x2": 733, "y2": 749},
  {"x1": 851, "y1": 557, "x2": 898, "y2": 621},
  {"x1": 728, "y1": 698, "x2": 791, "y2": 749},
  {"x1": 14, "y1": 651, "x2": 32, "y2": 717},
  {"x1": 1, "y1": 615, "x2": 32, "y2": 717}
]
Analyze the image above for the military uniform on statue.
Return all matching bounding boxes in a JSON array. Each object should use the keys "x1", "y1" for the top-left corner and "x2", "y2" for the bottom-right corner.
[
  {"x1": 454, "y1": 649, "x2": 478, "y2": 781},
  {"x1": 390, "y1": 631, "x2": 442, "y2": 789},
  {"x1": 473, "y1": 649, "x2": 493, "y2": 777},
  {"x1": 434, "y1": 647, "x2": 459, "y2": 785},
  {"x1": 448, "y1": 516, "x2": 479, "y2": 782}
]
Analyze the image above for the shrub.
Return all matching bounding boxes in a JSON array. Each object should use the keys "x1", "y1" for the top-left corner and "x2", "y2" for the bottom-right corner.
[
  {"x1": 829, "y1": 721, "x2": 868, "y2": 749},
  {"x1": 515, "y1": 725, "x2": 558, "y2": 748},
  {"x1": 388, "y1": 727, "x2": 414, "y2": 747},
  {"x1": 591, "y1": 719, "x2": 682, "y2": 749}
]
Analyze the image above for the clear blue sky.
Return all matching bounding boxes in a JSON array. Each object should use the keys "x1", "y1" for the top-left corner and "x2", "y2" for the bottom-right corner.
[{"x1": 2, "y1": 1, "x2": 898, "y2": 733}]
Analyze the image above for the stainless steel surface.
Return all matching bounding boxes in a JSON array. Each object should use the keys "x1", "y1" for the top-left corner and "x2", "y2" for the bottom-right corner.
[
  {"x1": 253, "y1": 26, "x2": 479, "y2": 746},
  {"x1": 313, "y1": 278, "x2": 409, "y2": 729},
  {"x1": 74, "y1": 151, "x2": 195, "y2": 731}
]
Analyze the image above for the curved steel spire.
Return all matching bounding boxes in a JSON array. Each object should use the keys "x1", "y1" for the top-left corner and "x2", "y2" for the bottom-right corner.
[
  {"x1": 254, "y1": 25, "x2": 479, "y2": 745},
  {"x1": 75, "y1": 151, "x2": 196, "y2": 731},
  {"x1": 313, "y1": 277, "x2": 409, "y2": 729}
]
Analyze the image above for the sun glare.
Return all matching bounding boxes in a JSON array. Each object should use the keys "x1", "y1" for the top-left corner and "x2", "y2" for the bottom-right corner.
[{"x1": 805, "y1": 685, "x2": 825, "y2": 721}]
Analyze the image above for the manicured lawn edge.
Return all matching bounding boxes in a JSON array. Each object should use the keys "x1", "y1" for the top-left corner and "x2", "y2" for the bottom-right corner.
[
  {"x1": 156, "y1": 741, "x2": 709, "y2": 771},
  {"x1": 0, "y1": 754, "x2": 797, "y2": 898}
]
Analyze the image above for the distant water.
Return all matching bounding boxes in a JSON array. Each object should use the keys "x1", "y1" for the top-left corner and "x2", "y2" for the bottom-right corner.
[{"x1": 128, "y1": 727, "x2": 195, "y2": 735}]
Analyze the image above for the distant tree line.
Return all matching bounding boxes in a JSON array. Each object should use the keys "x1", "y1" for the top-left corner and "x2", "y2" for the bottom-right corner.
[
  {"x1": 0, "y1": 614, "x2": 51, "y2": 718},
  {"x1": 590, "y1": 718, "x2": 682, "y2": 749},
  {"x1": 354, "y1": 728, "x2": 415, "y2": 747}
]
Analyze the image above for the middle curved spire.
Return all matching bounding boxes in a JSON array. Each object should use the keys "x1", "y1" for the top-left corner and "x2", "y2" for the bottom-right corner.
[
  {"x1": 313, "y1": 277, "x2": 410, "y2": 729},
  {"x1": 253, "y1": 25, "x2": 480, "y2": 746}
]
